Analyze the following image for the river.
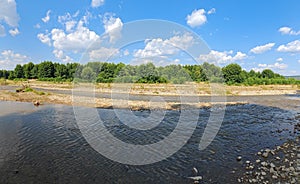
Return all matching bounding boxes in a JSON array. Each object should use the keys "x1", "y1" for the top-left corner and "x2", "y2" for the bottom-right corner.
[{"x1": 0, "y1": 93, "x2": 299, "y2": 183}]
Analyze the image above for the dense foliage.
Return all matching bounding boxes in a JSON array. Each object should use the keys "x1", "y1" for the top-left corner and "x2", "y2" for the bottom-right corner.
[{"x1": 1, "y1": 61, "x2": 299, "y2": 85}]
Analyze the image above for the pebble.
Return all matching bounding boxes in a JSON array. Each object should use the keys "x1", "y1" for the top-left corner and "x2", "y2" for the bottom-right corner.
[
  {"x1": 261, "y1": 162, "x2": 268, "y2": 167},
  {"x1": 188, "y1": 176, "x2": 203, "y2": 181},
  {"x1": 262, "y1": 152, "x2": 268, "y2": 158},
  {"x1": 192, "y1": 167, "x2": 198, "y2": 175},
  {"x1": 237, "y1": 156, "x2": 242, "y2": 161}
]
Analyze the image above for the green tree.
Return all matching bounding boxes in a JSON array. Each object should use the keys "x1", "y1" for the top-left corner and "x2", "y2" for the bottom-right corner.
[
  {"x1": 23, "y1": 62, "x2": 35, "y2": 79},
  {"x1": 81, "y1": 67, "x2": 96, "y2": 81},
  {"x1": 222, "y1": 63, "x2": 244, "y2": 84},
  {"x1": 38, "y1": 61, "x2": 54, "y2": 78},
  {"x1": 14, "y1": 64, "x2": 24, "y2": 78},
  {"x1": 261, "y1": 69, "x2": 275, "y2": 79},
  {"x1": 54, "y1": 63, "x2": 68, "y2": 78}
]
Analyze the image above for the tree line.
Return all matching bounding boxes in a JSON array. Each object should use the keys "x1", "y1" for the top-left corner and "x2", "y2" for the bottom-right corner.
[{"x1": 0, "y1": 61, "x2": 299, "y2": 85}]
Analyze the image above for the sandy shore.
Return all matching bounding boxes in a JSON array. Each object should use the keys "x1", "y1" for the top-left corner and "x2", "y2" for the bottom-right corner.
[{"x1": 0, "y1": 80, "x2": 299, "y2": 110}]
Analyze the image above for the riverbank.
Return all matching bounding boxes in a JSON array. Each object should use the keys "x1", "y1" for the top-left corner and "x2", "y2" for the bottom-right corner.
[
  {"x1": 2, "y1": 80, "x2": 300, "y2": 96},
  {"x1": 0, "y1": 89, "x2": 248, "y2": 110},
  {"x1": 0, "y1": 80, "x2": 299, "y2": 110}
]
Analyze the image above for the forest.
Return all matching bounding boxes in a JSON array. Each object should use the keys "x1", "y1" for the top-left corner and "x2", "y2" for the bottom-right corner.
[{"x1": 0, "y1": 61, "x2": 299, "y2": 85}]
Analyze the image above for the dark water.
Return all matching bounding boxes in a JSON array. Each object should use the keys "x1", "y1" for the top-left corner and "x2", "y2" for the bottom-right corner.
[{"x1": 0, "y1": 99, "x2": 299, "y2": 183}]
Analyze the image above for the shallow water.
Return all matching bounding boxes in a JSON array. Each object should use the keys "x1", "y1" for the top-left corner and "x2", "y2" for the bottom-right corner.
[{"x1": 0, "y1": 97, "x2": 299, "y2": 183}]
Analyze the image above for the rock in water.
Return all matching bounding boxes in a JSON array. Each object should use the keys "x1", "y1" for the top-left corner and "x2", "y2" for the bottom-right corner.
[
  {"x1": 237, "y1": 156, "x2": 242, "y2": 161},
  {"x1": 33, "y1": 101, "x2": 40, "y2": 106},
  {"x1": 192, "y1": 167, "x2": 198, "y2": 175}
]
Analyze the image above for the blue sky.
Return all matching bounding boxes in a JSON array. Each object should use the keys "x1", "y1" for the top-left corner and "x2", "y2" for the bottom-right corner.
[{"x1": 1, "y1": 0, "x2": 300, "y2": 75}]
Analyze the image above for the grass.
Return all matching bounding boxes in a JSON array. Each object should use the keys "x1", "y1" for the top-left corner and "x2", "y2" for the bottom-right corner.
[
  {"x1": 0, "y1": 78, "x2": 7, "y2": 85},
  {"x1": 16, "y1": 87, "x2": 46, "y2": 95}
]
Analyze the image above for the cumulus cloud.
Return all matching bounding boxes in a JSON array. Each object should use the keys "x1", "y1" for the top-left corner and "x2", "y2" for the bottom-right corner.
[
  {"x1": 38, "y1": 12, "x2": 101, "y2": 62},
  {"x1": 0, "y1": 24, "x2": 5, "y2": 37},
  {"x1": 199, "y1": 50, "x2": 247, "y2": 64},
  {"x1": 37, "y1": 33, "x2": 51, "y2": 46},
  {"x1": 134, "y1": 33, "x2": 194, "y2": 58},
  {"x1": 0, "y1": 50, "x2": 29, "y2": 70},
  {"x1": 252, "y1": 62, "x2": 288, "y2": 72},
  {"x1": 123, "y1": 49, "x2": 129, "y2": 56},
  {"x1": 207, "y1": 8, "x2": 216, "y2": 15},
  {"x1": 91, "y1": 0, "x2": 105, "y2": 8},
  {"x1": 65, "y1": 20, "x2": 77, "y2": 32},
  {"x1": 250, "y1": 43, "x2": 275, "y2": 54},
  {"x1": 186, "y1": 9, "x2": 207, "y2": 28},
  {"x1": 42, "y1": 10, "x2": 51, "y2": 23},
  {"x1": 53, "y1": 49, "x2": 73, "y2": 63},
  {"x1": 278, "y1": 26, "x2": 300, "y2": 36},
  {"x1": 0, "y1": 0, "x2": 19, "y2": 27},
  {"x1": 89, "y1": 47, "x2": 119, "y2": 61},
  {"x1": 9, "y1": 28, "x2": 19, "y2": 36},
  {"x1": 277, "y1": 40, "x2": 300, "y2": 53},
  {"x1": 50, "y1": 22, "x2": 100, "y2": 53},
  {"x1": 276, "y1": 58, "x2": 283, "y2": 62},
  {"x1": 103, "y1": 14, "x2": 123, "y2": 43}
]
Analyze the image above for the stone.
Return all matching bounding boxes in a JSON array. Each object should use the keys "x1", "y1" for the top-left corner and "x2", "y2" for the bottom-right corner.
[
  {"x1": 188, "y1": 176, "x2": 203, "y2": 181},
  {"x1": 192, "y1": 167, "x2": 198, "y2": 175},
  {"x1": 262, "y1": 152, "x2": 268, "y2": 158},
  {"x1": 237, "y1": 156, "x2": 242, "y2": 161},
  {"x1": 33, "y1": 101, "x2": 40, "y2": 106},
  {"x1": 270, "y1": 163, "x2": 275, "y2": 168},
  {"x1": 261, "y1": 162, "x2": 268, "y2": 167}
]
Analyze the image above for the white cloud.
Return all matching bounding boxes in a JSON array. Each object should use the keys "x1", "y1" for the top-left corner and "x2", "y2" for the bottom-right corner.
[
  {"x1": 207, "y1": 8, "x2": 216, "y2": 15},
  {"x1": 199, "y1": 50, "x2": 247, "y2": 64},
  {"x1": 0, "y1": 24, "x2": 5, "y2": 37},
  {"x1": 37, "y1": 33, "x2": 51, "y2": 46},
  {"x1": 0, "y1": 50, "x2": 29, "y2": 70},
  {"x1": 298, "y1": 60, "x2": 300, "y2": 64},
  {"x1": 134, "y1": 33, "x2": 194, "y2": 58},
  {"x1": 250, "y1": 43, "x2": 275, "y2": 54},
  {"x1": 186, "y1": 9, "x2": 207, "y2": 28},
  {"x1": 253, "y1": 62, "x2": 288, "y2": 72},
  {"x1": 276, "y1": 57, "x2": 283, "y2": 62},
  {"x1": 38, "y1": 12, "x2": 101, "y2": 62},
  {"x1": 51, "y1": 21, "x2": 100, "y2": 53},
  {"x1": 277, "y1": 40, "x2": 300, "y2": 53},
  {"x1": 0, "y1": 0, "x2": 19, "y2": 27},
  {"x1": 91, "y1": 0, "x2": 105, "y2": 8},
  {"x1": 89, "y1": 47, "x2": 119, "y2": 61},
  {"x1": 65, "y1": 20, "x2": 77, "y2": 32},
  {"x1": 58, "y1": 13, "x2": 72, "y2": 24},
  {"x1": 53, "y1": 49, "x2": 73, "y2": 63},
  {"x1": 278, "y1": 26, "x2": 300, "y2": 36},
  {"x1": 42, "y1": 10, "x2": 51, "y2": 23},
  {"x1": 103, "y1": 14, "x2": 123, "y2": 43},
  {"x1": 123, "y1": 49, "x2": 129, "y2": 56},
  {"x1": 34, "y1": 24, "x2": 41, "y2": 29},
  {"x1": 9, "y1": 28, "x2": 19, "y2": 36}
]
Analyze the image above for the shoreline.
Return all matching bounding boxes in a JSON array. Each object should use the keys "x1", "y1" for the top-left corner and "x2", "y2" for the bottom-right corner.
[
  {"x1": 0, "y1": 81, "x2": 299, "y2": 110},
  {"x1": 0, "y1": 90, "x2": 248, "y2": 110}
]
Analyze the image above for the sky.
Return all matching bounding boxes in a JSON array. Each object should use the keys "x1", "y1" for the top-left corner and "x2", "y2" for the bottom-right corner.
[{"x1": 1, "y1": 0, "x2": 300, "y2": 75}]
